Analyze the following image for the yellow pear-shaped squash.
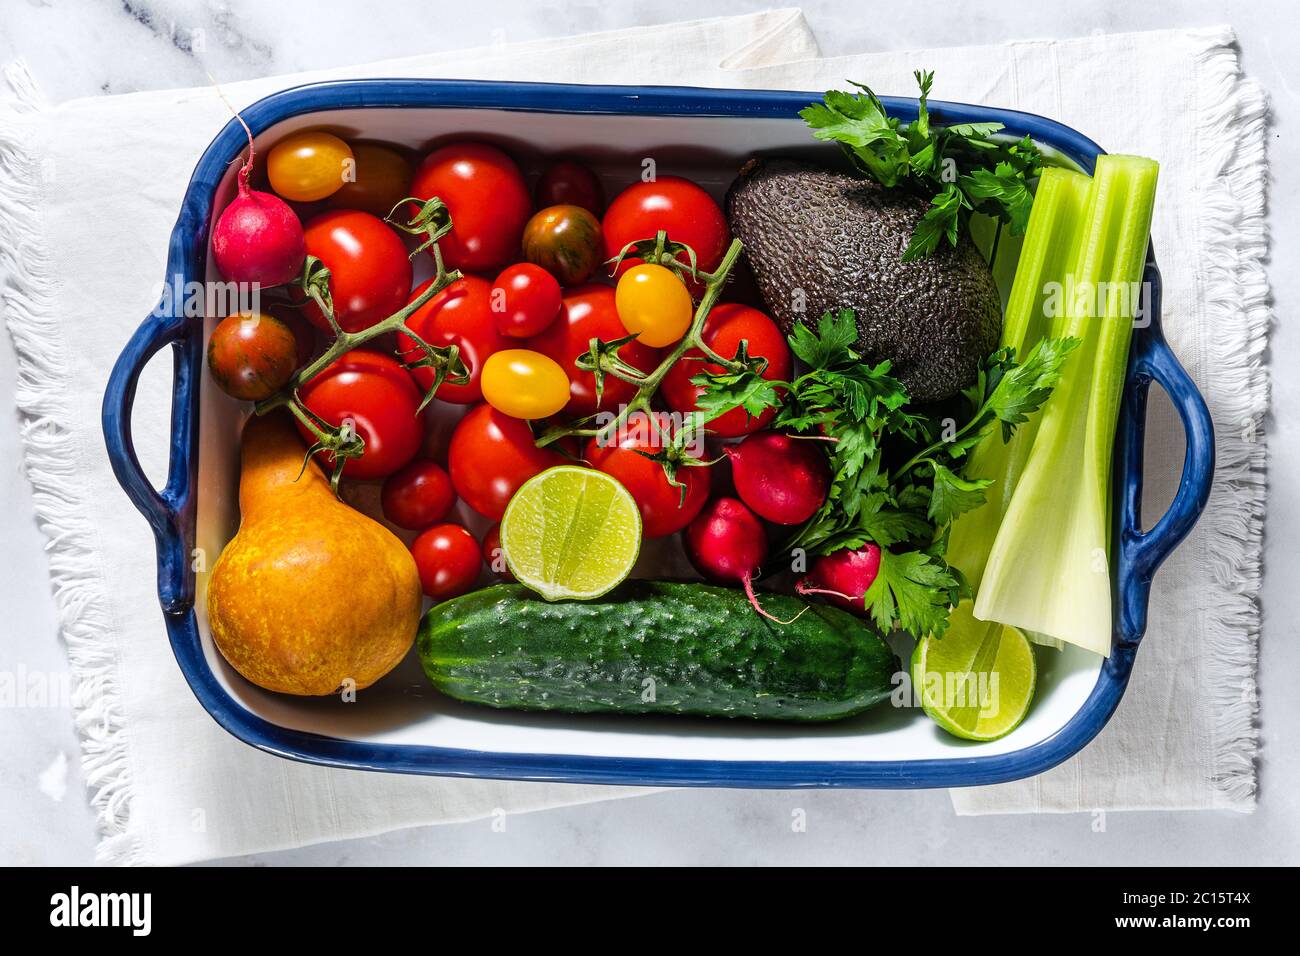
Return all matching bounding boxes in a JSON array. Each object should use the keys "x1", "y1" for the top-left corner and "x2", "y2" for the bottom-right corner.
[{"x1": 207, "y1": 413, "x2": 422, "y2": 695}]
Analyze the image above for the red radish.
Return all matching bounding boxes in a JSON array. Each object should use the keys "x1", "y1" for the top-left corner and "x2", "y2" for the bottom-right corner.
[
  {"x1": 685, "y1": 497, "x2": 800, "y2": 624},
  {"x1": 726, "y1": 431, "x2": 831, "y2": 525},
  {"x1": 211, "y1": 113, "x2": 306, "y2": 287},
  {"x1": 796, "y1": 545, "x2": 883, "y2": 615}
]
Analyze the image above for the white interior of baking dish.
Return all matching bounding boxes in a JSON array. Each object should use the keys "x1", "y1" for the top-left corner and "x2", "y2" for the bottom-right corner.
[{"x1": 193, "y1": 106, "x2": 1105, "y2": 765}]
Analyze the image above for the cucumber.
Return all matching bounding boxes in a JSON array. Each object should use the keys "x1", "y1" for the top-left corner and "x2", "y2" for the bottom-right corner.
[{"x1": 417, "y1": 582, "x2": 899, "y2": 721}]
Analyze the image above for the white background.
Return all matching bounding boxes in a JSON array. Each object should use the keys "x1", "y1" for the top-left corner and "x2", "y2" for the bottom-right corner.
[{"x1": 0, "y1": 0, "x2": 1294, "y2": 865}]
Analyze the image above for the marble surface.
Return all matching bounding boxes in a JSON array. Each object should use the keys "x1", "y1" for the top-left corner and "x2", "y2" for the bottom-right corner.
[{"x1": 1, "y1": 0, "x2": 1296, "y2": 866}]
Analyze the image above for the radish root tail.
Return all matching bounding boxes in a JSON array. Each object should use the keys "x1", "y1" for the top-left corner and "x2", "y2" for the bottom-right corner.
[
  {"x1": 744, "y1": 575, "x2": 807, "y2": 626},
  {"x1": 794, "y1": 580, "x2": 859, "y2": 603},
  {"x1": 208, "y1": 72, "x2": 256, "y2": 187}
]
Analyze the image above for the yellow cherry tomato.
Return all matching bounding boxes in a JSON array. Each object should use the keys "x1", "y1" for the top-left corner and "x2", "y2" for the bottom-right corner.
[
  {"x1": 615, "y1": 263, "x2": 693, "y2": 347},
  {"x1": 482, "y1": 349, "x2": 571, "y2": 420},
  {"x1": 267, "y1": 131, "x2": 354, "y2": 202}
]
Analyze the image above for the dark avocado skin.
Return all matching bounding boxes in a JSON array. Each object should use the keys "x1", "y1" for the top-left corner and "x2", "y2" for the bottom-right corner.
[{"x1": 727, "y1": 158, "x2": 1002, "y2": 403}]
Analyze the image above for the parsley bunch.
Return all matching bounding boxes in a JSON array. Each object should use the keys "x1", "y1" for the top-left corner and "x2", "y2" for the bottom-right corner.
[
  {"x1": 800, "y1": 70, "x2": 1044, "y2": 261},
  {"x1": 755, "y1": 310, "x2": 1076, "y2": 639}
]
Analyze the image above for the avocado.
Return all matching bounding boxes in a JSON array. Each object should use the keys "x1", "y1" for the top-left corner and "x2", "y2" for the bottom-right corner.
[{"x1": 726, "y1": 158, "x2": 1001, "y2": 403}]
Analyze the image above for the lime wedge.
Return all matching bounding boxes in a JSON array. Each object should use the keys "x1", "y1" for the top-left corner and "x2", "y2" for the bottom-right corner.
[
  {"x1": 500, "y1": 465, "x2": 642, "y2": 601},
  {"x1": 911, "y1": 601, "x2": 1036, "y2": 741}
]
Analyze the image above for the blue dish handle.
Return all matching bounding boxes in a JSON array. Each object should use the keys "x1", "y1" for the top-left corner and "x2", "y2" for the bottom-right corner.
[
  {"x1": 1114, "y1": 266, "x2": 1215, "y2": 645},
  {"x1": 102, "y1": 306, "x2": 199, "y2": 614}
]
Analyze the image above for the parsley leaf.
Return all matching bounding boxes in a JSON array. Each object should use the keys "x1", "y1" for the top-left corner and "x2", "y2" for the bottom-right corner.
[
  {"x1": 862, "y1": 549, "x2": 961, "y2": 638},
  {"x1": 801, "y1": 87, "x2": 909, "y2": 187},
  {"x1": 690, "y1": 366, "x2": 782, "y2": 425},
  {"x1": 769, "y1": 310, "x2": 1074, "y2": 640},
  {"x1": 928, "y1": 463, "x2": 993, "y2": 525},
  {"x1": 787, "y1": 309, "x2": 859, "y2": 368},
  {"x1": 960, "y1": 162, "x2": 1035, "y2": 235},
  {"x1": 903, "y1": 183, "x2": 968, "y2": 261},
  {"x1": 983, "y1": 336, "x2": 1079, "y2": 437},
  {"x1": 802, "y1": 71, "x2": 1045, "y2": 259}
]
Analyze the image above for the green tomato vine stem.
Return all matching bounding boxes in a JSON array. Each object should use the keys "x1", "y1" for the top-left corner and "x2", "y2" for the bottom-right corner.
[
  {"x1": 534, "y1": 234, "x2": 747, "y2": 452},
  {"x1": 251, "y1": 197, "x2": 467, "y2": 486}
]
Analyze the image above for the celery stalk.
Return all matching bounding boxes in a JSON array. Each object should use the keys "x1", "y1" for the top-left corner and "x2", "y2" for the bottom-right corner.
[
  {"x1": 972, "y1": 155, "x2": 1159, "y2": 656},
  {"x1": 945, "y1": 168, "x2": 1093, "y2": 593}
]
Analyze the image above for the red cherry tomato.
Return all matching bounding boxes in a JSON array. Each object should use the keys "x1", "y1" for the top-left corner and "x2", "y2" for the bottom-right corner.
[
  {"x1": 585, "y1": 411, "x2": 711, "y2": 538},
  {"x1": 526, "y1": 284, "x2": 660, "y2": 417},
  {"x1": 409, "y1": 142, "x2": 531, "y2": 272},
  {"x1": 481, "y1": 523, "x2": 514, "y2": 580},
  {"x1": 397, "y1": 276, "x2": 505, "y2": 405},
  {"x1": 490, "y1": 263, "x2": 562, "y2": 338},
  {"x1": 381, "y1": 459, "x2": 456, "y2": 530},
  {"x1": 300, "y1": 210, "x2": 412, "y2": 333},
  {"x1": 410, "y1": 523, "x2": 481, "y2": 600},
  {"x1": 602, "y1": 176, "x2": 729, "y2": 280},
  {"x1": 661, "y1": 304, "x2": 791, "y2": 438},
  {"x1": 447, "y1": 403, "x2": 565, "y2": 520},
  {"x1": 297, "y1": 350, "x2": 424, "y2": 480},
  {"x1": 535, "y1": 160, "x2": 604, "y2": 216}
]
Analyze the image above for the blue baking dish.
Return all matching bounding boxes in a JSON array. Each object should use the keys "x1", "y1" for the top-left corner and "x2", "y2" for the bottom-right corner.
[{"x1": 102, "y1": 79, "x2": 1213, "y2": 788}]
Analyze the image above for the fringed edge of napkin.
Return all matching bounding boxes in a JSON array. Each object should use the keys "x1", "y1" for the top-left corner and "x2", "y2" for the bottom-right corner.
[
  {"x1": 0, "y1": 59, "x2": 143, "y2": 864},
  {"x1": 1192, "y1": 28, "x2": 1267, "y2": 811}
]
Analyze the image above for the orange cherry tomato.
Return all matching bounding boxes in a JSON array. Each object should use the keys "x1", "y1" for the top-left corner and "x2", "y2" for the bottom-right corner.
[
  {"x1": 526, "y1": 284, "x2": 660, "y2": 418},
  {"x1": 267, "y1": 130, "x2": 354, "y2": 202},
  {"x1": 481, "y1": 349, "x2": 571, "y2": 420},
  {"x1": 615, "y1": 263, "x2": 693, "y2": 347},
  {"x1": 327, "y1": 142, "x2": 413, "y2": 217}
]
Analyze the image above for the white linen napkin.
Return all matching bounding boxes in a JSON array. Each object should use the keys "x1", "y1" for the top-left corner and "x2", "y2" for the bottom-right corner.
[
  {"x1": 0, "y1": 10, "x2": 819, "y2": 866},
  {"x1": 1, "y1": 13, "x2": 1265, "y2": 866},
  {"x1": 728, "y1": 26, "x2": 1266, "y2": 814}
]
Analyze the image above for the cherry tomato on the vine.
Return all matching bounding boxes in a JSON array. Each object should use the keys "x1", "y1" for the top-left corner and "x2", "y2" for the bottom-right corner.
[
  {"x1": 327, "y1": 142, "x2": 413, "y2": 218},
  {"x1": 661, "y1": 303, "x2": 791, "y2": 438},
  {"x1": 526, "y1": 284, "x2": 660, "y2": 418},
  {"x1": 522, "y1": 204, "x2": 604, "y2": 286},
  {"x1": 410, "y1": 523, "x2": 481, "y2": 600},
  {"x1": 490, "y1": 263, "x2": 562, "y2": 339},
  {"x1": 267, "y1": 130, "x2": 354, "y2": 203},
  {"x1": 535, "y1": 160, "x2": 604, "y2": 216},
  {"x1": 585, "y1": 411, "x2": 711, "y2": 539},
  {"x1": 381, "y1": 459, "x2": 457, "y2": 530},
  {"x1": 207, "y1": 311, "x2": 299, "y2": 401},
  {"x1": 409, "y1": 142, "x2": 531, "y2": 272},
  {"x1": 602, "y1": 176, "x2": 729, "y2": 280},
  {"x1": 297, "y1": 350, "x2": 424, "y2": 481},
  {"x1": 615, "y1": 263, "x2": 693, "y2": 347},
  {"x1": 397, "y1": 276, "x2": 505, "y2": 405},
  {"x1": 447, "y1": 403, "x2": 566, "y2": 520},
  {"x1": 481, "y1": 349, "x2": 571, "y2": 421},
  {"x1": 300, "y1": 210, "x2": 412, "y2": 334}
]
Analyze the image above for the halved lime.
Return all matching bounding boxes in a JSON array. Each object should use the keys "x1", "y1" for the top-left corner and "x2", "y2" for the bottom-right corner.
[
  {"x1": 911, "y1": 601, "x2": 1036, "y2": 741},
  {"x1": 500, "y1": 465, "x2": 642, "y2": 601}
]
